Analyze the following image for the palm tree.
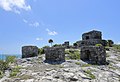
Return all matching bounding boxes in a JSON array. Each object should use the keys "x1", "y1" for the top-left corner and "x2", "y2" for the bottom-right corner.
[{"x1": 48, "y1": 39, "x2": 53, "y2": 47}]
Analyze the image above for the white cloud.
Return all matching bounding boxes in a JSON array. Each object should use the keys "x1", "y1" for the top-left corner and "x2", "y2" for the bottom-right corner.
[
  {"x1": 29, "y1": 22, "x2": 40, "y2": 27},
  {"x1": 36, "y1": 38, "x2": 43, "y2": 41},
  {"x1": 23, "y1": 19, "x2": 28, "y2": 23},
  {"x1": 0, "y1": 0, "x2": 31, "y2": 14},
  {"x1": 46, "y1": 28, "x2": 58, "y2": 36}
]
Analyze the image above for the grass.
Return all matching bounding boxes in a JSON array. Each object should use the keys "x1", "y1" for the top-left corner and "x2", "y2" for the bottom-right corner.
[
  {"x1": 10, "y1": 66, "x2": 22, "y2": 77},
  {"x1": 113, "y1": 44, "x2": 120, "y2": 52},
  {"x1": 65, "y1": 49, "x2": 80, "y2": 60},
  {"x1": 81, "y1": 64, "x2": 91, "y2": 67},
  {"x1": 75, "y1": 62, "x2": 81, "y2": 65},
  {"x1": 84, "y1": 70, "x2": 96, "y2": 79},
  {"x1": 0, "y1": 71, "x2": 3, "y2": 78}
]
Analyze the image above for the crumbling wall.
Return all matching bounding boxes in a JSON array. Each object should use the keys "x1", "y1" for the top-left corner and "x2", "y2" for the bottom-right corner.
[
  {"x1": 45, "y1": 47, "x2": 65, "y2": 62},
  {"x1": 22, "y1": 46, "x2": 38, "y2": 58},
  {"x1": 81, "y1": 46, "x2": 106, "y2": 64}
]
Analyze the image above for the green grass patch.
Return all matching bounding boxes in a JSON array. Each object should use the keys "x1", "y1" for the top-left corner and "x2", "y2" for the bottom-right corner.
[
  {"x1": 75, "y1": 62, "x2": 80, "y2": 65},
  {"x1": 84, "y1": 70, "x2": 96, "y2": 79},
  {"x1": 81, "y1": 64, "x2": 91, "y2": 67},
  {"x1": 65, "y1": 49, "x2": 80, "y2": 60}
]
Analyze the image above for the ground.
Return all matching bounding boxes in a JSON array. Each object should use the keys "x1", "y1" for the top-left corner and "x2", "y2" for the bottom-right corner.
[{"x1": 1, "y1": 48, "x2": 120, "y2": 82}]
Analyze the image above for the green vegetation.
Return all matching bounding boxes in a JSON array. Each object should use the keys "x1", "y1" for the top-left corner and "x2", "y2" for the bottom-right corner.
[
  {"x1": 84, "y1": 70, "x2": 96, "y2": 79},
  {"x1": 6, "y1": 56, "x2": 16, "y2": 63},
  {"x1": 113, "y1": 44, "x2": 120, "y2": 52},
  {"x1": 38, "y1": 48, "x2": 45, "y2": 55},
  {"x1": 65, "y1": 49, "x2": 80, "y2": 60},
  {"x1": 75, "y1": 62, "x2": 80, "y2": 65},
  {"x1": 0, "y1": 71, "x2": 3, "y2": 78},
  {"x1": 0, "y1": 60, "x2": 9, "y2": 71},
  {"x1": 95, "y1": 44, "x2": 102, "y2": 47},
  {"x1": 48, "y1": 39, "x2": 53, "y2": 47},
  {"x1": 10, "y1": 66, "x2": 22, "y2": 77},
  {"x1": 107, "y1": 40, "x2": 114, "y2": 47},
  {"x1": 53, "y1": 44, "x2": 62, "y2": 47},
  {"x1": 81, "y1": 64, "x2": 91, "y2": 67}
]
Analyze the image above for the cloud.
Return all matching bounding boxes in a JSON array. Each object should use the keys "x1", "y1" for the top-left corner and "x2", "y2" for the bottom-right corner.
[
  {"x1": 23, "y1": 19, "x2": 28, "y2": 23},
  {"x1": 46, "y1": 28, "x2": 58, "y2": 36},
  {"x1": 36, "y1": 38, "x2": 43, "y2": 41},
  {"x1": 0, "y1": 0, "x2": 31, "y2": 14},
  {"x1": 29, "y1": 22, "x2": 40, "y2": 27}
]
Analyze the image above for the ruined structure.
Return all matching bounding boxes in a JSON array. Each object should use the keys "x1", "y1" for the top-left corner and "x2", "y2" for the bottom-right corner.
[
  {"x1": 45, "y1": 47, "x2": 65, "y2": 63},
  {"x1": 62, "y1": 41, "x2": 69, "y2": 48},
  {"x1": 76, "y1": 30, "x2": 107, "y2": 47},
  {"x1": 80, "y1": 30, "x2": 106, "y2": 64},
  {"x1": 81, "y1": 46, "x2": 106, "y2": 64},
  {"x1": 22, "y1": 46, "x2": 38, "y2": 58}
]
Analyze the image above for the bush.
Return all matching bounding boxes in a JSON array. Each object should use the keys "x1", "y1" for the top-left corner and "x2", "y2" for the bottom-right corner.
[
  {"x1": 0, "y1": 60, "x2": 9, "y2": 71},
  {"x1": 10, "y1": 66, "x2": 21, "y2": 77},
  {"x1": 113, "y1": 44, "x2": 120, "y2": 51},
  {"x1": 6, "y1": 56, "x2": 16, "y2": 63},
  {"x1": 38, "y1": 48, "x2": 45, "y2": 55},
  {"x1": 65, "y1": 49, "x2": 80, "y2": 60},
  {"x1": 0, "y1": 71, "x2": 3, "y2": 78},
  {"x1": 84, "y1": 70, "x2": 96, "y2": 79},
  {"x1": 95, "y1": 44, "x2": 102, "y2": 47}
]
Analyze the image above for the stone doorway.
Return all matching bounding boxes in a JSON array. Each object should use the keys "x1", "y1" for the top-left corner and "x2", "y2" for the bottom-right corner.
[{"x1": 85, "y1": 50, "x2": 91, "y2": 60}]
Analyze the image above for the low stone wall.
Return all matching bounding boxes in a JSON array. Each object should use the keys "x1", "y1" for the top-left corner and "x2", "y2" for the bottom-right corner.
[
  {"x1": 80, "y1": 46, "x2": 106, "y2": 64},
  {"x1": 22, "y1": 46, "x2": 38, "y2": 58},
  {"x1": 45, "y1": 47, "x2": 65, "y2": 62}
]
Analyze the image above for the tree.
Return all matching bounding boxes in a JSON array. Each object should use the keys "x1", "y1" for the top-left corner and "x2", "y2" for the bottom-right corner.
[
  {"x1": 48, "y1": 39, "x2": 53, "y2": 47},
  {"x1": 108, "y1": 40, "x2": 114, "y2": 47},
  {"x1": 73, "y1": 43, "x2": 78, "y2": 48}
]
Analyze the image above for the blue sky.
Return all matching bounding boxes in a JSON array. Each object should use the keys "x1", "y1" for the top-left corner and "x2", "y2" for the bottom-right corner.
[{"x1": 0, "y1": 0, "x2": 120, "y2": 54}]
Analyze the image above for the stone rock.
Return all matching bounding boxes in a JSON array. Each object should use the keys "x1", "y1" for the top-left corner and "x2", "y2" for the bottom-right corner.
[
  {"x1": 45, "y1": 47, "x2": 65, "y2": 63},
  {"x1": 22, "y1": 46, "x2": 38, "y2": 58}
]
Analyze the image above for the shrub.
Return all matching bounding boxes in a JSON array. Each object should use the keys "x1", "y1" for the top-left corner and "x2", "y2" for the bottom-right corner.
[
  {"x1": 0, "y1": 71, "x2": 3, "y2": 78},
  {"x1": 0, "y1": 60, "x2": 9, "y2": 71},
  {"x1": 75, "y1": 62, "x2": 80, "y2": 65},
  {"x1": 84, "y1": 70, "x2": 96, "y2": 79},
  {"x1": 38, "y1": 48, "x2": 45, "y2": 55},
  {"x1": 6, "y1": 56, "x2": 16, "y2": 63},
  {"x1": 10, "y1": 66, "x2": 21, "y2": 77},
  {"x1": 95, "y1": 44, "x2": 102, "y2": 47},
  {"x1": 65, "y1": 49, "x2": 80, "y2": 60}
]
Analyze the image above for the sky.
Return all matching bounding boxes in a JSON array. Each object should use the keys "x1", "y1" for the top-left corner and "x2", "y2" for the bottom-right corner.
[{"x1": 0, "y1": 0, "x2": 120, "y2": 54}]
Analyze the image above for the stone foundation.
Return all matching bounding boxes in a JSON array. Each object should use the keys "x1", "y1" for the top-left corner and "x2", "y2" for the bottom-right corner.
[
  {"x1": 22, "y1": 46, "x2": 38, "y2": 58},
  {"x1": 45, "y1": 47, "x2": 65, "y2": 62},
  {"x1": 81, "y1": 46, "x2": 106, "y2": 64}
]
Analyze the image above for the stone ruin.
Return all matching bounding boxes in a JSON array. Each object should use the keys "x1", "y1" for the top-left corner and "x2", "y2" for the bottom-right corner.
[
  {"x1": 22, "y1": 46, "x2": 38, "y2": 58},
  {"x1": 81, "y1": 46, "x2": 106, "y2": 64},
  {"x1": 80, "y1": 30, "x2": 106, "y2": 64},
  {"x1": 44, "y1": 47, "x2": 65, "y2": 63},
  {"x1": 62, "y1": 41, "x2": 69, "y2": 48},
  {"x1": 76, "y1": 30, "x2": 107, "y2": 47}
]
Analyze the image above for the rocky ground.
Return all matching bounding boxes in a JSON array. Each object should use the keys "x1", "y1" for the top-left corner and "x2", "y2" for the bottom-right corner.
[{"x1": 1, "y1": 48, "x2": 120, "y2": 82}]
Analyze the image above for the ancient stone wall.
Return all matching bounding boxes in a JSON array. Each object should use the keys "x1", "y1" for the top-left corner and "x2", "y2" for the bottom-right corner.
[
  {"x1": 22, "y1": 46, "x2": 38, "y2": 58},
  {"x1": 62, "y1": 41, "x2": 69, "y2": 48},
  {"x1": 82, "y1": 30, "x2": 102, "y2": 40},
  {"x1": 80, "y1": 46, "x2": 106, "y2": 64},
  {"x1": 45, "y1": 47, "x2": 65, "y2": 62}
]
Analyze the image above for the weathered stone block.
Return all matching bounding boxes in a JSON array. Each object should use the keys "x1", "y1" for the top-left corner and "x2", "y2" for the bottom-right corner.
[
  {"x1": 22, "y1": 46, "x2": 38, "y2": 58},
  {"x1": 45, "y1": 47, "x2": 65, "y2": 62},
  {"x1": 80, "y1": 46, "x2": 106, "y2": 64}
]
